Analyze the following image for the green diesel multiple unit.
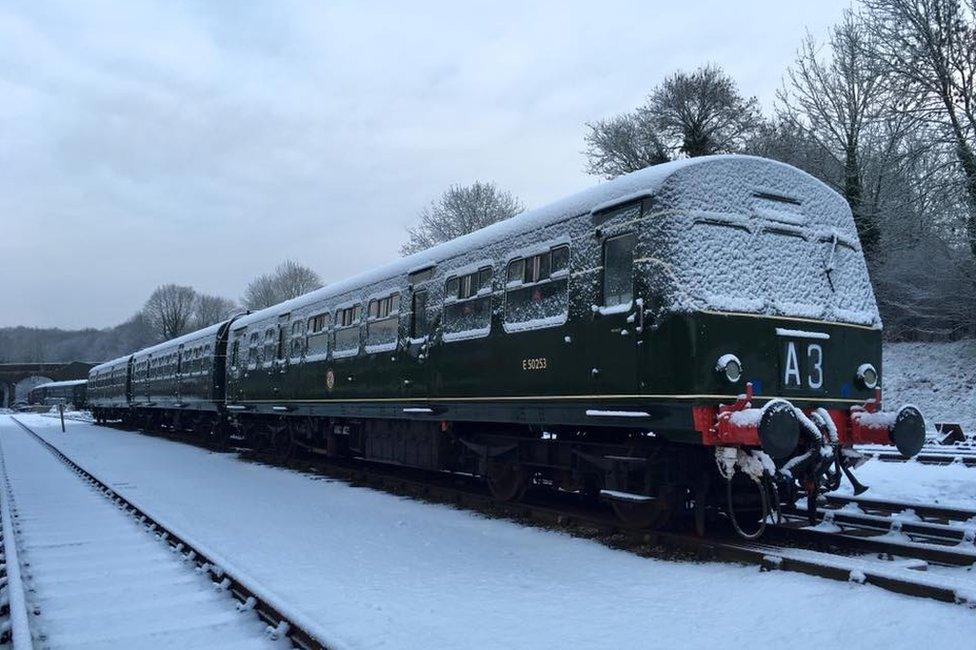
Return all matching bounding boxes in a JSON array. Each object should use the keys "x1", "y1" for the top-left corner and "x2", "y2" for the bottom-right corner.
[
  {"x1": 28, "y1": 379, "x2": 88, "y2": 409},
  {"x1": 88, "y1": 156, "x2": 924, "y2": 532}
]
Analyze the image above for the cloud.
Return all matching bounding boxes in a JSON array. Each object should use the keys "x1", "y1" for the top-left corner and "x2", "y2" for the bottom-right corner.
[{"x1": 0, "y1": 0, "x2": 849, "y2": 328}]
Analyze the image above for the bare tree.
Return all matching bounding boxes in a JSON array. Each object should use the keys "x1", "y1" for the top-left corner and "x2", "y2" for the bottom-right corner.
[
  {"x1": 242, "y1": 260, "x2": 323, "y2": 310},
  {"x1": 193, "y1": 293, "x2": 238, "y2": 329},
  {"x1": 583, "y1": 112, "x2": 671, "y2": 179},
  {"x1": 777, "y1": 11, "x2": 888, "y2": 260},
  {"x1": 584, "y1": 65, "x2": 763, "y2": 178},
  {"x1": 863, "y1": 0, "x2": 976, "y2": 256},
  {"x1": 143, "y1": 284, "x2": 198, "y2": 341},
  {"x1": 401, "y1": 182, "x2": 523, "y2": 255}
]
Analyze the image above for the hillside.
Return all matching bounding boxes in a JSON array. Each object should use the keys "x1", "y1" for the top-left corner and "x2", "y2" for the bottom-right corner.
[{"x1": 884, "y1": 340, "x2": 976, "y2": 434}]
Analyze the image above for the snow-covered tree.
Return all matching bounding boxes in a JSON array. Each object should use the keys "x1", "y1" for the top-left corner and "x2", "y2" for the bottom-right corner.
[
  {"x1": 401, "y1": 182, "x2": 523, "y2": 255},
  {"x1": 242, "y1": 260, "x2": 323, "y2": 310}
]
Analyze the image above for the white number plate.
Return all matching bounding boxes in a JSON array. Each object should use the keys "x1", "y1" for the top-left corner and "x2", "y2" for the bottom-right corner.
[{"x1": 782, "y1": 341, "x2": 824, "y2": 390}]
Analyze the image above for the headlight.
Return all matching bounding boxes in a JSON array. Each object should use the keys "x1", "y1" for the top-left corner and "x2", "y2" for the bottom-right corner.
[
  {"x1": 856, "y1": 363, "x2": 878, "y2": 389},
  {"x1": 715, "y1": 354, "x2": 742, "y2": 383}
]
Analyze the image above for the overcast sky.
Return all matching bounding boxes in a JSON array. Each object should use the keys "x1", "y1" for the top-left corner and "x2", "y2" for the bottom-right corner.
[{"x1": 1, "y1": 0, "x2": 851, "y2": 329}]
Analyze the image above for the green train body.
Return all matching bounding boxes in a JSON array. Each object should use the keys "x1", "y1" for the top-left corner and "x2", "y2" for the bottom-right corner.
[
  {"x1": 28, "y1": 379, "x2": 88, "y2": 409},
  {"x1": 88, "y1": 156, "x2": 924, "y2": 529}
]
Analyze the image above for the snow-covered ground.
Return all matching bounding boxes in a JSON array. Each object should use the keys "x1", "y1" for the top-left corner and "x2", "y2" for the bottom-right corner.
[
  {"x1": 884, "y1": 340, "x2": 976, "y2": 434},
  {"x1": 4, "y1": 414, "x2": 975, "y2": 649},
  {"x1": 0, "y1": 422, "x2": 278, "y2": 648}
]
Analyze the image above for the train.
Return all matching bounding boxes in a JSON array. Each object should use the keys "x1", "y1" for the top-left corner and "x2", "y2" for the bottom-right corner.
[
  {"x1": 27, "y1": 379, "x2": 88, "y2": 409},
  {"x1": 87, "y1": 155, "x2": 925, "y2": 537}
]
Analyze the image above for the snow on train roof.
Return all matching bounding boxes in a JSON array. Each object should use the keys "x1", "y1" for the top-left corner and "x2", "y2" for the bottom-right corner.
[
  {"x1": 233, "y1": 154, "x2": 818, "y2": 330},
  {"x1": 33, "y1": 379, "x2": 87, "y2": 389},
  {"x1": 90, "y1": 321, "x2": 227, "y2": 374}
]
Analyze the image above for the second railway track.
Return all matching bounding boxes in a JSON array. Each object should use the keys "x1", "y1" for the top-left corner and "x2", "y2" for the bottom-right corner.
[{"x1": 1, "y1": 416, "x2": 332, "y2": 649}]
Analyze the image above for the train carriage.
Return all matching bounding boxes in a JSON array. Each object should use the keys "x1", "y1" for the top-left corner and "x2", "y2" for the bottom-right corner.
[
  {"x1": 90, "y1": 155, "x2": 925, "y2": 534},
  {"x1": 27, "y1": 379, "x2": 88, "y2": 409}
]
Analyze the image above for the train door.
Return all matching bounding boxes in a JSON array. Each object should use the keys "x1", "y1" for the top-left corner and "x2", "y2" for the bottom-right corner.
[
  {"x1": 176, "y1": 345, "x2": 184, "y2": 403},
  {"x1": 144, "y1": 355, "x2": 152, "y2": 403},
  {"x1": 272, "y1": 313, "x2": 291, "y2": 400},
  {"x1": 402, "y1": 267, "x2": 435, "y2": 399},
  {"x1": 589, "y1": 210, "x2": 640, "y2": 395}
]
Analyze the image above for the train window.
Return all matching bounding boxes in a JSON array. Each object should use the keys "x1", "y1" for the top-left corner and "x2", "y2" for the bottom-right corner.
[
  {"x1": 367, "y1": 293, "x2": 400, "y2": 349},
  {"x1": 289, "y1": 321, "x2": 306, "y2": 359},
  {"x1": 504, "y1": 245, "x2": 571, "y2": 332},
  {"x1": 334, "y1": 305, "x2": 361, "y2": 354},
  {"x1": 444, "y1": 267, "x2": 492, "y2": 341},
  {"x1": 551, "y1": 245, "x2": 570, "y2": 273},
  {"x1": 445, "y1": 276, "x2": 460, "y2": 298},
  {"x1": 411, "y1": 290, "x2": 429, "y2": 338},
  {"x1": 603, "y1": 233, "x2": 636, "y2": 307},
  {"x1": 230, "y1": 340, "x2": 239, "y2": 368},
  {"x1": 506, "y1": 259, "x2": 524, "y2": 284},
  {"x1": 306, "y1": 312, "x2": 330, "y2": 357},
  {"x1": 263, "y1": 329, "x2": 276, "y2": 364}
]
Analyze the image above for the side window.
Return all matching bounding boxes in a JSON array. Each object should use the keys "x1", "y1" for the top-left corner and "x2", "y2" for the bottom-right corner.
[
  {"x1": 290, "y1": 320, "x2": 306, "y2": 359},
  {"x1": 334, "y1": 305, "x2": 361, "y2": 354},
  {"x1": 603, "y1": 233, "x2": 636, "y2": 308},
  {"x1": 367, "y1": 293, "x2": 400, "y2": 349},
  {"x1": 230, "y1": 340, "x2": 239, "y2": 368},
  {"x1": 411, "y1": 290, "x2": 429, "y2": 338},
  {"x1": 263, "y1": 329, "x2": 276, "y2": 364},
  {"x1": 306, "y1": 312, "x2": 330, "y2": 357},
  {"x1": 444, "y1": 267, "x2": 492, "y2": 340},
  {"x1": 504, "y1": 245, "x2": 571, "y2": 331}
]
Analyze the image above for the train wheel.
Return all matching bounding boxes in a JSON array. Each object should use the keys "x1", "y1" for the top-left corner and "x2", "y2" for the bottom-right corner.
[{"x1": 487, "y1": 463, "x2": 529, "y2": 502}]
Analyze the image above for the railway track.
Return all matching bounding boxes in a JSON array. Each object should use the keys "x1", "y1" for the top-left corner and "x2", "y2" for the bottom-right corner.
[
  {"x1": 14, "y1": 415, "x2": 976, "y2": 625},
  {"x1": 151, "y1": 427, "x2": 976, "y2": 607},
  {"x1": 2, "y1": 417, "x2": 331, "y2": 649},
  {"x1": 857, "y1": 444, "x2": 976, "y2": 467}
]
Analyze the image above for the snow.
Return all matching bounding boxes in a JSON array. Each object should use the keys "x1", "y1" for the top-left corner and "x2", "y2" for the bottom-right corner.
[
  {"x1": 585, "y1": 409, "x2": 651, "y2": 418},
  {"x1": 838, "y1": 457, "x2": 976, "y2": 511},
  {"x1": 0, "y1": 419, "x2": 278, "y2": 648},
  {"x1": 883, "y1": 340, "x2": 976, "y2": 434},
  {"x1": 6, "y1": 414, "x2": 976, "y2": 648},
  {"x1": 224, "y1": 156, "x2": 879, "y2": 347},
  {"x1": 774, "y1": 328, "x2": 830, "y2": 340},
  {"x1": 31, "y1": 378, "x2": 88, "y2": 390}
]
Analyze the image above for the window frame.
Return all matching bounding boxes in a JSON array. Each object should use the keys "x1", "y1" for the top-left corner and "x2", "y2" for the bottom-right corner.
[
  {"x1": 502, "y1": 243, "x2": 572, "y2": 333},
  {"x1": 365, "y1": 292, "x2": 401, "y2": 353},
  {"x1": 442, "y1": 264, "x2": 494, "y2": 343},
  {"x1": 333, "y1": 303, "x2": 362, "y2": 357},
  {"x1": 305, "y1": 311, "x2": 331, "y2": 359},
  {"x1": 600, "y1": 231, "x2": 637, "y2": 313}
]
